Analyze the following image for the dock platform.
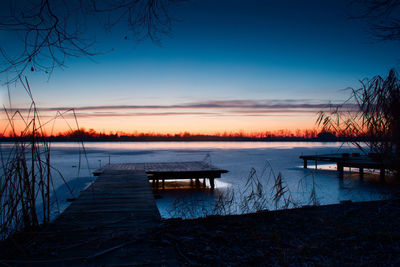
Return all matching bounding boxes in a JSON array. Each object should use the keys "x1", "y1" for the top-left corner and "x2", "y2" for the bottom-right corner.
[
  {"x1": 299, "y1": 153, "x2": 395, "y2": 181},
  {"x1": 94, "y1": 161, "x2": 229, "y2": 189}
]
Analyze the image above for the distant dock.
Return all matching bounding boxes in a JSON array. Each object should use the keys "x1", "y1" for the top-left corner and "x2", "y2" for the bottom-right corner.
[{"x1": 300, "y1": 153, "x2": 395, "y2": 181}]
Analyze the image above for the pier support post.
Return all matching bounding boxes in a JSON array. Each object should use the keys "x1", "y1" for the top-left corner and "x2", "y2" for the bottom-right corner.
[
  {"x1": 337, "y1": 163, "x2": 344, "y2": 179},
  {"x1": 203, "y1": 178, "x2": 206, "y2": 187},
  {"x1": 380, "y1": 168, "x2": 385, "y2": 183},
  {"x1": 359, "y1": 168, "x2": 364, "y2": 180},
  {"x1": 209, "y1": 178, "x2": 215, "y2": 190},
  {"x1": 162, "y1": 179, "x2": 165, "y2": 189},
  {"x1": 303, "y1": 160, "x2": 307, "y2": 169}
]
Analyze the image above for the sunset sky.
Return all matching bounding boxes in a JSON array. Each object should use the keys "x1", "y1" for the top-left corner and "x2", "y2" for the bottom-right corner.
[{"x1": 1, "y1": 0, "x2": 399, "y2": 135}]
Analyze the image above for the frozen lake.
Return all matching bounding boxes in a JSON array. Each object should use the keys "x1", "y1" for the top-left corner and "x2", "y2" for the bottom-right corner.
[{"x1": 2, "y1": 141, "x2": 397, "y2": 219}]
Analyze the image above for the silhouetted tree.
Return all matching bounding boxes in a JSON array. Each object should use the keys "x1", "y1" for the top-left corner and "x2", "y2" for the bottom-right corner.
[{"x1": 0, "y1": 0, "x2": 180, "y2": 82}]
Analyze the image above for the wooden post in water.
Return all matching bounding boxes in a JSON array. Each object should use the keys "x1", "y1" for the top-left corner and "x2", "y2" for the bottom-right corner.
[
  {"x1": 209, "y1": 178, "x2": 215, "y2": 190},
  {"x1": 337, "y1": 162, "x2": 344, "y2": 179},
  {"x1": 380, "y1": 168, "x2": 385, "y2": 183},
  {"x1": 359, "y1": 168, "x2": 364, "y2": 180},
  {"x1": 303, "y1": 159, "x2": 307, "y2": 169}
]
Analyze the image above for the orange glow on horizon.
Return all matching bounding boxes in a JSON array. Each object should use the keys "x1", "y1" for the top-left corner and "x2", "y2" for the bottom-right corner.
[
  {"x1": 0, "y1": 106, "x2": 319, "y2": 137},
  {"x1": 1, "y1": 116, "x2": 318, "y2": 138}
]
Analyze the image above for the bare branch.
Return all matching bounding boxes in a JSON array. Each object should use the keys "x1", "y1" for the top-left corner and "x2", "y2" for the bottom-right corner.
[
  {"x1": 0, "y1": 0, "x2": 181, "y2": 83},
  {"x1": 352, "y1": 0, "x2": 400, "y2": 41}
]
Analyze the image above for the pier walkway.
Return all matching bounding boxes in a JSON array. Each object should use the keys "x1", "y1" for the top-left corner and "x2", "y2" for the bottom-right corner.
[
  {"x1": 16, "y1": 169, "x2": 176, "y2": 266},
  {"x1": 8, "y1": 161, "x2": 227, "y2": 266}
]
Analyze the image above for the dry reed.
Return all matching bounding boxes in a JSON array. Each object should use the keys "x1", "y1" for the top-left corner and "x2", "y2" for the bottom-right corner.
[
  {"x1": 317, "y1": 69, "x2": 400, "y2": 175},
  {"x1": 0, "y1": 77, "x2": 86, "y2": 240},
  {"x1": 168, "y1": 160, "x2": 319, "y2": 219}
]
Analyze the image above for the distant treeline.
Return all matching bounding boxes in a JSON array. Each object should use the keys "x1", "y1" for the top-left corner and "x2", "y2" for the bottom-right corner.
[{"x1": 0, "y1": 129, "x2": 369, "y2": 142}]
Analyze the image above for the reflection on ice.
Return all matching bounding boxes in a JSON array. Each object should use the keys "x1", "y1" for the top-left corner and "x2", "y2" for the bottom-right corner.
[{"x1": 150, "y1": 179, "x2": 230, "y2": 190}]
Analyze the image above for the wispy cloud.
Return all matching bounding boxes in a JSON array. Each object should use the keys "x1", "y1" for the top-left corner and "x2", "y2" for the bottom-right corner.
[{"x1": 2, "y1": 99, "x2": 356, "y2": 118}]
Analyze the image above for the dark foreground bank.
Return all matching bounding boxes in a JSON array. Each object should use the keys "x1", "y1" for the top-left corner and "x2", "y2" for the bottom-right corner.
[
  {"x1": 1, "y1": 199, "x2": 399, "y2": 266},
  {"x1": 156, "y1": 199, "x2": 400, "y2": 266}
]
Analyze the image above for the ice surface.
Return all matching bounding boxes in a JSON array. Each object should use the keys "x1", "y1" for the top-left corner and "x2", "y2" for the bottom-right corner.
[{"x1": 2, "y1": 141, "x2": 395, "y2": 219}]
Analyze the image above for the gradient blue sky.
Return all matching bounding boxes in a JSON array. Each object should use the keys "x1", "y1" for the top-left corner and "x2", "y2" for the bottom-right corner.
[{"x1": 1, "y1": 0, "x2": 399, "y2": 134}]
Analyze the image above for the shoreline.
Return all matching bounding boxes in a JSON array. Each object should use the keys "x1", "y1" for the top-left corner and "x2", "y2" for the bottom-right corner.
[{"x1": 1, "y1": 199, "x2": 399, "y2": 265}]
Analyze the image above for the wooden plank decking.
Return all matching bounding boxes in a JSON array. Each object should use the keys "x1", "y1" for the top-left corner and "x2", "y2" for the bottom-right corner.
[
  {"x1": 51, "y1": 169, "x2": 161, "y2": 231},
  {"x1": 97, "y1": 161, "x2": 228, "y2": 176},
  {"x1": 95, "y1": 161, "x2": 229, "y2": 189}
]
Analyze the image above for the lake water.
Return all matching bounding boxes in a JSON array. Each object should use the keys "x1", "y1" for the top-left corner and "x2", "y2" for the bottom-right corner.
[{"x1": 2, "y1": 141, "x2": 397, "y2": 219}]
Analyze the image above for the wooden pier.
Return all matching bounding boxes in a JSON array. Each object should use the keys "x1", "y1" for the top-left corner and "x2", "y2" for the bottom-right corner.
[
  {"x1": 94, "y1": 161, "x2": 228, "y2": 189},
  {"x1": 7, "y1": 161, "x2": 227, "y2": 266},
  {"x1": 299, "y1": 153, "x2": 395, "y2": 181}
]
